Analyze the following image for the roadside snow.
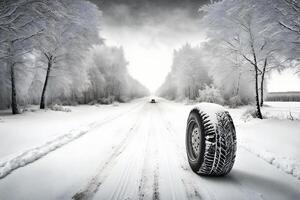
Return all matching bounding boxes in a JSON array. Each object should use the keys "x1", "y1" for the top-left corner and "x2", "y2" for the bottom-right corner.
[
  {"x1": 0, "y1": 100, "x2": 143, "y2": 179},
  {"x1": 232, "y1": 102, "x2": 300, "y2": 180},
  {"x1": 263, "y1": 102, "x2": 300, "y2": 120},
  {"x1": 0, "y1": 127, "x2": 89, "y2": 178},
  {"x1": 240, "y1": 144, "x2": 300, "y2": 179}
]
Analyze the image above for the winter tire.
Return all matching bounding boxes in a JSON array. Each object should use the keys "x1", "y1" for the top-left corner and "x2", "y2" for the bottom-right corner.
[{"x1": 186, "y1": 103, "x2": 237, "y2": 176}]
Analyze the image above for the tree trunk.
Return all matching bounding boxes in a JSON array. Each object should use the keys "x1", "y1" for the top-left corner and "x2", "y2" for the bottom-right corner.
[
  {"x1": 260, "y1": 58, "x2": 267, "y2": 107},
  {"x1": 10, "y1": 64, "x2": 20, "y2": 114},
  {"x1": 255, "y1": 66, "x2": 263, "y2": 119},
  {"x1": 235, "y1": 69, "x2": 241, "y2": 96},
  {"x1": 250, "y1": 39, "x2": 262, "y2": 119},
  {"x1": 8, "y1": 41, "x2": 20, "y2": 115},
  {"x1": 40, "y1": 56, "x2": 52, "y2": 109}
]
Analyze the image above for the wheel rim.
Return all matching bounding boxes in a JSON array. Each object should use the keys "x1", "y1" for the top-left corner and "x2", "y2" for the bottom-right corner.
[
  {"x1": 191, "y1": 126, "x2": 201, "y2": 157},
  {"x1": 187, "y1": 119, "x2": 201, "y2": 160}
]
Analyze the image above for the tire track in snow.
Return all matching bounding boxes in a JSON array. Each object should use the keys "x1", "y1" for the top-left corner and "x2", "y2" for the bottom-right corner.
[
  {"x1": 112, "y1": 127, "x2": 151, "y2": 200},
  {"x1": 148, "y1": 105, "x2": 190, "y2": 200},
  {"x1": 0, "y1": 102, "x2": 144, "y2": 180},
  {"x1": 181, "y1": 178, "x2": 204, "y2": 200},
  {"x1": 72, "y1": 104, "x2": 150, "y2": 200},
  {"x1": 72, "y1": 117, "x2": 143, "y2": 200},
  {"x1": 137, "y1": 132, "x2": 155, "y2": 200},
  {"x1": 152, "y1": 165, "x2": 160, "y2": 200},
  {"x1": 137, "y1": 111, "x2": 160, "y2": 200},
  {"x1": 151, "y1": 112, "x2": 163, "y2": 200},
  {"x1": 83, "y1": 103, "x2": 160, "y2": 200},
  {"x1": 103, "y1": 104, "x2": 157, "y2": 200}
]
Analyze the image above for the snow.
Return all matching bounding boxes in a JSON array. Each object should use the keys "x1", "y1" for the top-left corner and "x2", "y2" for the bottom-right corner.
[
  {"x1": 232, "y1": 101, "x2": 300, "y2": 180},
  {"x1": 0, "y1": 100, "x2": 143, "y2": 179},
  {"x1": 240, "y1": 144, "x2": 300, "y2": 179},
  {"x1": 263, "y1": 102, "x2": 300, "y2": 120},
  {"x1": 226, "y1": 101, "x2": 300, "y2": 180},
  {"x1": 0, "y1": 98, "x2": 300, "y2": 199},
  {"x1": 0, "y1": 127, "x2": 88, "y2": 179},
  {"x1": 193, "y1": 102, "x2": 226, "y2": 125}
]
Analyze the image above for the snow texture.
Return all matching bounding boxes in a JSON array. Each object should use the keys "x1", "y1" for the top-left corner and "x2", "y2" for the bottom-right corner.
[
  {"x1": 240, "y1": 144, "x2": 300, "y2": 179},
  {"x1": 0, "y1": 101, "x2": 142, "y2": 179},
  {"x1": 0, "y1": 126, "x2": 89, "y2": 179},
  {"x1": 0, "y1": 99, "x2": 300, "y2": 200},
  {"x1": 193, "y1": 102, "x2": 226, "y2": 125}
]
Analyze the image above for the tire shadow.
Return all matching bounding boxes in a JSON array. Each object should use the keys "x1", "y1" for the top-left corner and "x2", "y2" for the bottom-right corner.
[{"x1": 200, "y1": 169, "x2": 300, "y2": 200}]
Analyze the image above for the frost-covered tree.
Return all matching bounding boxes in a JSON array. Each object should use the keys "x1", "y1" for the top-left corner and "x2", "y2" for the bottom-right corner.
[
  {"x1": 85, "y1": 46, "x2": 149, "y2": 103},
  {"x1": 275, "y1": 0, "x2": 300, "y2": 37},
  {"x1": 0, "y1": 0, "x2": 47, "y2": 114},
  {"x1": 0, "y1": 0, "x2": 148, "y2": 112},
  {"x1": 158, "y1": 44, "x2": 212, "y2": 100},
  {"x1": 201, "y1": 41, "x2": 254, "y2": 107},
  {"x1": 272, "y1": 0, "x2": 300, "y2": 72},
  {"x1": 37, "y1": 0, "x2": 102, "y2": 109},
  {"x1": 199, "y1": 0, "x2": 292, "y2": 117},
  {"x1": 157, "y1": 73, "x2": 177, "y2": 100}
]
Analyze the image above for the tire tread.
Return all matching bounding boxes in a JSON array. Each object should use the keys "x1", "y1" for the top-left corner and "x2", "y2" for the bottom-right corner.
[{"x1": 192, "y1": 110, "x2": 237, "y2": 176}]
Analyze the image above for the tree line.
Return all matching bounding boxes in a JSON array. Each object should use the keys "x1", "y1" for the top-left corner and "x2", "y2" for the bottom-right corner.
[
  {"x1": 0, "y1": 0, "x2": 149, "y2": 114},
  {"x1": 158, "y1": 0, "x2": 299, "y2": 119}
]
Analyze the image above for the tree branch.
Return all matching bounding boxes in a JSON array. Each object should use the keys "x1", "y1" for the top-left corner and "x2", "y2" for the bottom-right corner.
[
  {"x1": 12, "y1": 29, "x2": 44, "y2": 44},
  {"x1": 279, "y1": 21, "x2": 300, "y2": 34}
]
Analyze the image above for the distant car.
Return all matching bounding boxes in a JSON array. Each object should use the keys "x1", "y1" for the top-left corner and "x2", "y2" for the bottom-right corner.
[{"x1": 150, "y1": 99, "x2": 156, "y2": 103}]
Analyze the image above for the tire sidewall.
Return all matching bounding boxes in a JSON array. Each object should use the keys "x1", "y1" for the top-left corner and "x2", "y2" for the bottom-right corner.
[{"x1": 186, "y1": 110, "x2": 206, "y2": 172}]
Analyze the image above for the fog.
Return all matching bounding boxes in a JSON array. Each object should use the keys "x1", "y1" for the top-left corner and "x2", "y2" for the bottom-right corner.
[
  {"x1": 90, "y1": 0, "x2": 209, "y2": 92},
  {"x1": 88, "y1": 0, "x2": 300, "y2": 95}
]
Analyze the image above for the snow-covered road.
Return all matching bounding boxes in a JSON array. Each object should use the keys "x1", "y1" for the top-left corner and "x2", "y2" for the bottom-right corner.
[{"x1": 0, "y1": 99, "x2": 300, "y2": 200}]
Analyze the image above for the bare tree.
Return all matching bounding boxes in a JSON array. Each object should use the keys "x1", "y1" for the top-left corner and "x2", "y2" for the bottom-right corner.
[
  {"x1": 230, "y1": 16, "x2": 278, "y2": 116},
  {"x1": 0, "y1": 0, "x2": 44, "y2": 114},
  {"x1": 199, "y1": 0, "x2": 290, "y2": 117},
  {"x1": 0, "y1": 0, "x2": 147, "y2": 111},
  {"x1": 37, "y1": 0, "x2": 102, "y2": 109}
]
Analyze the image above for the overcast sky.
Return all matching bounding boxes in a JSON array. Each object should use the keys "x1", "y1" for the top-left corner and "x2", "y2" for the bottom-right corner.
[
  {"x1": 90, "y1": 0, "x2": 300, "y2": 93},
  {"x1": 88, "y1": 0, "x2": 208, "y2": 92}
]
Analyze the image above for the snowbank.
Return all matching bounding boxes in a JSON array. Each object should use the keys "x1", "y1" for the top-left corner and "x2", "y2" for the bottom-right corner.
[
  {"x1": 233, "y1": 102, "x2": 300, "y2": 180},
  {"x1": 240, "y1": 143, "x2": 300, "y2": 179},
  {"x1": 0, "y1": 124, "x2": 91, "y2": 179},
  {"x1": 0, "y1": 100, "x2": 144, "y2": 179}
]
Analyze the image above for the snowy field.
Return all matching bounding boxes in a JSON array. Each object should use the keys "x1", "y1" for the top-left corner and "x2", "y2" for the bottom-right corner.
[{"x1": 0, "y1": 98, "x2": 300, "y2": 200}]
